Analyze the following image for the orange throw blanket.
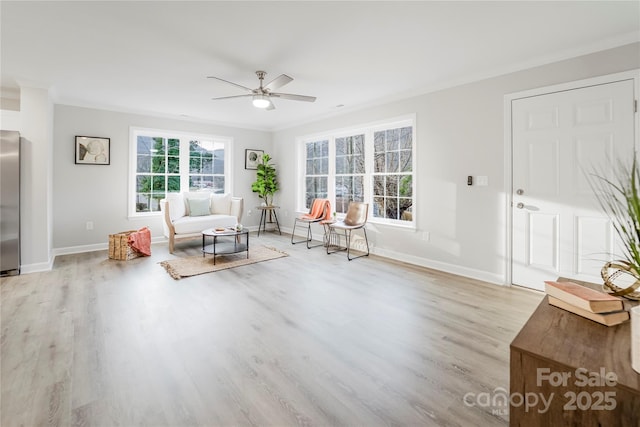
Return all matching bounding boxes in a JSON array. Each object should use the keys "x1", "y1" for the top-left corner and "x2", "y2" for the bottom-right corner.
[
  {"x1": 128, "y1": 227, "x2": 151, "y2": 256},
  {"x1": 301, "y1": 199, "x2": 331, "y2": 221}
]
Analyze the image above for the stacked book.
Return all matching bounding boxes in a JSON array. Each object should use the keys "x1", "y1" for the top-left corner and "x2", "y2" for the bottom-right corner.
[{"x1": 544, "y1": 280, "x2": 630, "y2": 326}]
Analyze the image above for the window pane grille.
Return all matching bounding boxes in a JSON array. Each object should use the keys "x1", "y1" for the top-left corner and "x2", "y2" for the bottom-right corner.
[
  {"x1": 132, "y1": 132, "x2": 228, "y2": 215},
  {"x1": 304, "y1": 140, "x2": 329, "y2": 209},
  {"x1": 299, "y1": 120, "x2": 414, "y2": 225},
  {"x1": 305, "y1": 176, "x2": 328, "y2": 208},
  {"x1": 373, "y1": 126, "x2": 413, "y2": 221},
  {"x1": 188, "y1": 140, "x2": 224, "y2": 192},
  {"x1": 135, "y1": 136, "x2": 180, "y2": 213},
  {"x1": 335, "y1": 134, "x2": 365, "y2": 213}
]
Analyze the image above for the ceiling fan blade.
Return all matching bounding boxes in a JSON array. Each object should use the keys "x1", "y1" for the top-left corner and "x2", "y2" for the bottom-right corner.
[
  {"x1": 271, "y1": 92, "x2": 316, "y2": 102},
  {"x1": 264, "y1": 74, "x2": 293, "y2": 91},
  {"x1": 211, "y1": 94, "x2": 253, "y2": 100},
  {"x1": 266, "y1": 100, "x2": 276, "y2": 111},
  {"x1": 207, "y1": 76, "x2": 254, "y2": 93}
]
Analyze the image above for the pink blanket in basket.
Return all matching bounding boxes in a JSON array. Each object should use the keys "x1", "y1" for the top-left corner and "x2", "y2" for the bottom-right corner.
[{"x1": 128, "y1": 227, "x2": 151, "y2": 256}]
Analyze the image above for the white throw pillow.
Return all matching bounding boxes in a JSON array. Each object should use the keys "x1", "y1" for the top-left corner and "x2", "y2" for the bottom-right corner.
[
  {"x1": 188, "y1": 198, "x2": 211, "y2": 217},
  {"x1": 164, "y1": 193, "x2": 185, "y2": 221},
  {"x1": 211, "y1": 193, "x2": 231, "y2": 214},
  {"x1": 183, "y1": 192, "x2": 211, "y2": 216}
]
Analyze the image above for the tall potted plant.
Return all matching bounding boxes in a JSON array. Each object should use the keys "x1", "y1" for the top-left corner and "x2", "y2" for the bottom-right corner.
[
  {"x1": 591, "y1": 154, "x2": 640, "y2": 300},
  {"x1": 251, "y1": 153, "x2": 279, "y2": 206}
]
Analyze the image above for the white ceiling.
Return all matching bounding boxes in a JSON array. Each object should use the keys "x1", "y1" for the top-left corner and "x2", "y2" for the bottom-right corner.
[{"x1": 2, "y1": 1, "x2": 639, "y2": 131}]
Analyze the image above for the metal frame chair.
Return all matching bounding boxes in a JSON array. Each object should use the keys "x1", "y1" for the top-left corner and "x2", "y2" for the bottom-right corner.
[
  {"x1": 326, "y1": 202, "x2": 369, "y2": 261},
  {"x1": 291, "y1": 199, "x2": 330, "y2": 249}
]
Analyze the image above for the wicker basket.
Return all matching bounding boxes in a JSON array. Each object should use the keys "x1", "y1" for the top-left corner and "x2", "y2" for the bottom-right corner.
[{"x1": 109, "y1": 230, "x2": 143, "y2": 260}]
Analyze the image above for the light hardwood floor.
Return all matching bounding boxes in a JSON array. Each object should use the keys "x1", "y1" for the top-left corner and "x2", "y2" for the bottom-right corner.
[{"x1": 1, "y1": 233, "x2": 543, "y2": 427}]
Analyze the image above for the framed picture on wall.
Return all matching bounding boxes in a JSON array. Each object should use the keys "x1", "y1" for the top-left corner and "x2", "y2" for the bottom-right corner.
[
  {"x1": 75, "y1": 136, "x2": 110, "y2": 165},
  {"x1": 245, "y1": 149, "x2": 263, "y2": 170}
]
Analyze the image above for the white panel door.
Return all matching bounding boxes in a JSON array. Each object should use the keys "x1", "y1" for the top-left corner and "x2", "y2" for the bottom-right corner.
[{"x1": 512, "y1": 79, "x2": 636, "y2": 291}]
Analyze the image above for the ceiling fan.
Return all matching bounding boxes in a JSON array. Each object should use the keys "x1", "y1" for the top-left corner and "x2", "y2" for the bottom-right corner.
[{"x1": 207, "y1": 70, "x2": 316, "y2": 110}]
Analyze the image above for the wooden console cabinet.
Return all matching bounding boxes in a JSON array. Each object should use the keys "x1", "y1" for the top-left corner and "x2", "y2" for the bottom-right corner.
[{"x1": 510, "y1": 296, "x2": 640, "y2": 426}]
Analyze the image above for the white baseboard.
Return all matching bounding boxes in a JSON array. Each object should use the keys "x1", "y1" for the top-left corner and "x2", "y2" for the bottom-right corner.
[
  {"x1": 20, "y1": 257, "x2": 55, "y2": 274},
  {"x1": 51, "y1": 236, "x2": 167, "y2": 257},
  {"x1": 53, "y1": 243, "x2": 107, "y2": 256},
  {"x1": 286, "y1": 226, "x2": 506, "y2": 285},
  {"x1": 372, "y1": 246, "x2": 506, "y2": 285},
  {"x1": 45, "y1": 230, "x2": 505, "y2": 285}
]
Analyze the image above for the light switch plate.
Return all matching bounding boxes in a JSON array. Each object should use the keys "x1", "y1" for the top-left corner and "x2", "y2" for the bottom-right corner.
[{"x1": 476, "y1": 176, "x2": 489, "y2": 186}]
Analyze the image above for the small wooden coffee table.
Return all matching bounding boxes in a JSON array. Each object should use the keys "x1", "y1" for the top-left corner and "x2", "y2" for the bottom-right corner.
[{"x1": 201, "y1": 228, "x2": 249, "y2": 265}]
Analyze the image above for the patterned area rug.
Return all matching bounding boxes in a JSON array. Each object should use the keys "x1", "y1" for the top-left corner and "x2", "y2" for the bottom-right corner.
[{"x1": 159, "y1": 245, "x2": 288, "y2": 280}]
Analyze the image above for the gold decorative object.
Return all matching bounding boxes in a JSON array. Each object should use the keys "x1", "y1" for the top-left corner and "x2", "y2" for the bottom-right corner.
[{"x1": 601, "y1": 260, "x2": 640, "y2": 301}]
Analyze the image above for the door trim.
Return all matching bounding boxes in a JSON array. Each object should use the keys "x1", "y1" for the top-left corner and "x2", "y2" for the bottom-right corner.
[{"x1": 503, "y1": 69, "x2": 640, "y2": 286}]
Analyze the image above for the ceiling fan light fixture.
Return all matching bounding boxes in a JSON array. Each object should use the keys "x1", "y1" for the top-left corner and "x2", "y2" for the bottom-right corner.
[
  {"x1": 252, "y1": 95, "x2": 270, "y2": 109},
  {"x1": 210, "y1": 71, "x2": 315, "y2": 109}
]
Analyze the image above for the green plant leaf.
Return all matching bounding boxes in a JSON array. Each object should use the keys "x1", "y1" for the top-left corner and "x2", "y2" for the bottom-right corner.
[
  {"x1": 251, "y1": 152, "x2": 279, "y2": 203},
  {"x1": 589, "y1": 154, "x2": 640, "y2": 274}
]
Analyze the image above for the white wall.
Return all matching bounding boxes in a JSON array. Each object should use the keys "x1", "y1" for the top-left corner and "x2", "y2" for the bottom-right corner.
[
  {"x1": 272, "y1": 42, "x2": 640, "y2": 284},
  {"x1": 53, "y1": 106, "x2": 272, "y2": 253},
  {"x1": 19, "y1": 87, "x2": 54, "y2": 272},
  {"x1": 1, "y1": 110, "x2": 21, "y2": 131},
  {"x1": 40, "y1": 42, "x2": 640, "y2": 278}
]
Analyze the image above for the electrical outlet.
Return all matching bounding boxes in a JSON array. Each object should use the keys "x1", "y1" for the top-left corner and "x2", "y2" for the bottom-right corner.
[
  {"x1": 86, "y1": 221, "x2": 94, "y2": 230},
  {"x1": 248, "y1": 210, "x2": 252, "y2": 216},
  {"x1": 422, "y1": 231, "x2": 430, "y2": 241}
]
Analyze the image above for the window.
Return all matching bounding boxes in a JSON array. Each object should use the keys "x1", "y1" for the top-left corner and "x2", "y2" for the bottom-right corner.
[
  {"x1": 298, "y1": 116, "x2": 415, "y2": 226},
  {"x1": 135, "y1": 136, "x2": 181, "y2": 213},
  {"x1": 373, "y1": 126, "x2": 413, "y2": 221},
  {"x1": 304, "y1": 139, "x2": 329, "y2": 208},
  {"x1": 335, "y1": 134, "x2": 365, "y2": 213},
  {"x1": 188, "y1": 140, "x2": 225, "y2": 191},
  {"x1": 130, "y1": 128, "x2": 231, "y2": 216}
]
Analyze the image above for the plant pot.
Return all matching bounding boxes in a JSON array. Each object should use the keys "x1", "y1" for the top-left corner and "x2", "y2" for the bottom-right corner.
[{"x1": 632, "y1": 306, "x2": 640, "y2": 374}]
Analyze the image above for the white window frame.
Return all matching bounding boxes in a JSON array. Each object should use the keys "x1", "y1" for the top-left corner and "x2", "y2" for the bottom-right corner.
[
  {"x1": 333, "y1": 130, "x2": 367, "y2": 214},
  {"x1": 302, "y1": 138, "x2": 330, "y2": 208},
  {"x1": 296, "y1": 115, "x2": 416, "y2": 228},
  {"x1": 128, "y1": 127, "x2": 233, "y2": 218}
]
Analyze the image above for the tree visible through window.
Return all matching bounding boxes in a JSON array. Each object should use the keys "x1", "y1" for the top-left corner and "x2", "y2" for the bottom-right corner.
[
  {"x1": 299, "y1": 118, "x2": 414, "y2": 225},
  {"x1": 335, "y1": 134, "x2": 365, "y2": 214},
  {"x1": 130, "y1": 129, "x2": 230, "y2": 215},
  {"x1": 136, "y1": 136, "x2": 180, "y2": 213},
  {"x1": 189, "y1": 140, "x2": 225, "y2": 192},
  {"x1": 304, "y1": 140, "x2": 328, "y2": 209},
  {"x1": 373, "y1": 126, "x2": 413, "y2": 220}
]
